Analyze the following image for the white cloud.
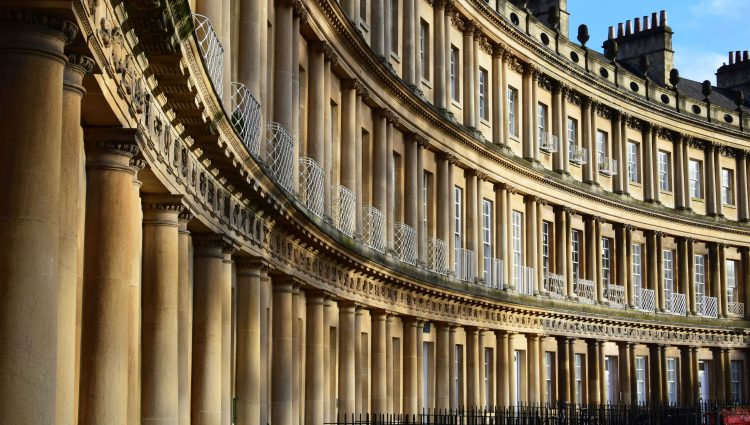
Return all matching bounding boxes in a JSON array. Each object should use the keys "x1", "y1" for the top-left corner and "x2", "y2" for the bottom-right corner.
[
  {"x1": 673, "y1": 45, "x2": 726, "y2": 83},
  {"x1": 689, "y1": 0, "x2": 750, "y2": 18}
]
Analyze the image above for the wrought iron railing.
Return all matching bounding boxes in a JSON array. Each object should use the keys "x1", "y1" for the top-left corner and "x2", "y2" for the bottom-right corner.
[
  {"x1": 427, "y1": 238, "x2": 448, "y2": 275},
  {"x1": 230, "y1": 82, "x2": 262, "y2": 157},
  {"x1": 298, "y1": 157, "x2": 325, "y2": 218},
  {"x1": 539, "y1": 132, "x2": 559, "y2": 153},
  {"x1": 455, "y1": 248, "x2": 476, "y2": 283},
  {"x1": 362, "y1": 205, "x2": 385, "y2": 253},
  {"x1": 516, "y1": 265, "x2": 535, "y2": 296},
  {"x1": 598, "y1": 156, "x2": 618, "y2": 176},
  {"x1": 574, "y1": 278, "x2": 596, "y2": 304},
  {"x1": 544, "y1": 272, "x2": 566, "y2": 299},
  {"x1": 394, "y1": 222, "x2": 417, "y2": 265},
  {"x1": 666, "y1": 292, "x2": 687, "y2": 316},
  {"x1": 192, "y1": 14, "x2": 224, "y2": 100},
  {"x1": 265, "y1": 122, "x2": 295, "y2": 191},
  {"x1": 484, "y1": 258, "x2": 504, "y2": 289},
  {"x1": 728, "y1": 302, "x2": 745, "y2": 318},
  {"x1": 604, "y1": 284, "x2": 625, "y2": 306},
  {"x1": 697, "y1": 295, "x2": 718, "y2": 318},
  {"x1": 569, "y1": 143, "x2": 587, "y2": 165},
  {"x1": 635, "y1": 287, "x2": 656, "y2": 312},
  {"x1": 332, "y1": 185, "x2": 356, "y2": 236}
]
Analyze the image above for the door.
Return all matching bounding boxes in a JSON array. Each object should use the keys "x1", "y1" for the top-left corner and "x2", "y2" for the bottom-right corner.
[{"x1": 698, "y1": 361, "x2": 709, "y2": 402}]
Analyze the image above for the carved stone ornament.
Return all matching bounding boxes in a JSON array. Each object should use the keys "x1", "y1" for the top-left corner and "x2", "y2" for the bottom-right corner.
[
  {"x1": 450, "y1": 11, "x2": 464, "y2": 32},
  {"x1": 507, "y1": 56, "x2": 525, "y2": 74}
]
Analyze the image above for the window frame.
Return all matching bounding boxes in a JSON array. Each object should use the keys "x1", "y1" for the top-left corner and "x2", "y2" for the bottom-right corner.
[
  {"x1": 628, "y1": 141, "x2": 640, "y2": 183},
  {"x1": 689, "y1": 159, "x2": 702, "y2": 199},
  {"x1": 658, "y1": 150, "x2": 671, "y2": 192},
  {"x1": 571, "y1": 230, "x2": 581, "y2": 282},
  {"x1": 450, "y1": 46, "x2": 459, "y2": 102},
  {"x1": 482, "y1": 198, "x2": 493, "y2": 277},
  {"x1": 419, "y1": 19, "x2": 430, "y2": 81},
  {"x1": 479, "y1": 67, "x2": 489, "y2": 121},
  {"x1": 722, "y1": 168, "x2": 735, "y2": 205},
  {"x1": 508, "y1": 86, "x2": 518, "y2": 137}
]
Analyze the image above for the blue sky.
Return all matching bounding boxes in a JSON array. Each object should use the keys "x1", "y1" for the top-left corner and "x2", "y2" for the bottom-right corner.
[{"x1": 566, "y1": 0, "x2": 750, "y2": 84}]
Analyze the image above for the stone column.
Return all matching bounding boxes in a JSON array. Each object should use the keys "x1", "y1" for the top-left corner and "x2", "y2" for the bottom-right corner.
[
  {"x1": 307, "y1": 41, "x2": 325, "y2": 168},
  {"x1": 528, "y1": 334, "x2": 540, "y2": 404},
  {"x1": 417, "y1": 320, "x2": 425, "y2": 412},
  {"x1": 386, "y1": 315, "x2": 395, "y2": 414},
  {"x1": 129, "y1": 162, "x2": 144, "y2": 425},
  {"x1": 141, "y1": 197, "x2": 184, "y2": 425},
  {"x1": 557, "y1": 337, "x2": 571, "y2": 403},
  {"x1": 302, "y1": 293, "x2": 325, "y2": 425},
  {"x1": 466, "y1": 328, "x2": 480, "y2": 407},
  {"x1": 462, "y1": 21, "x2": 475, "y2": 129},
  {"x1": 190, "y1": 235, "x2": 230, "y2": 425},
  {"x1": 597, "y1": 340, "x2": 606, "y2": 403},
  {"x1": 178, "y1": 213, "x2": 193, "y2": 425},
  {"x1": 536, "y1": 200, "x2": 545, "y2": 293},
  {"x1": 525, "y1": 196, "x2": 538, "y2": 294},
  {"x1": 402, "y1": 0, "x2": 416, "y2": 87},
  {"x1": 436, "y1": 323, "x2": 451, "y2": 409},
  {"x1": 645, "y1": 231, "x2": 659, "y2": 310},
  {"x1": 273, "y1": 0, "x2": 294, "y2": 131},
  {"x1": 496, "y1": 184, "x2": 509, "y2": 289},
  {"x1": 677, "y1": 238, "x2": 689, "y2": 310},
  {"x1": 371, "y1": 311, "x2": 388, "y2": 413},
  {"x1": 416, "y1": 138, "x2": 428, "y2": 263},
  {"x1": 706, "y1": 142, "x2": 718, "y2": 216},
  {"x1": 552, "y1": 83, "x2": 564, "y2": 172},
  {"x1": 221, "y1": 249, "x2": 234, "y2": 425},
  {"x1": 722, "y1": 348, "x2": 732, "y2": 403},
  {"x1": 612, "y1": 111, "x2": 623, "y2": 193},
  {"x1": 719, "y1": 244, "x2": 729, "y2": 317},
  {"x1": 581, "y1": 98, "x2": 593, "y2": 183},
  {"x1": 648, "y1": 344, "x2": 663, "y2": 404},
  {"x1": 492, "y1": 44, "x2": 505, "y2": 145},
  {"x1": 674, "y1": 132, "x2": 686, "y2": 209},
  {"x1": 620, "y1": 112, "x2": 630, "y2": 195},
  {"x1": 586, "y1": 340, "x2": 600, "y2": 405},
  {"x1": 656, "y1": 233, "x2": 666, "y2": 312},
  {"x1": 683, "y1": 137, "x2": 693, "y2": 211},
  {"x1": 0, "y1": 13, "x2": 75, "y2": 425},
  {"x1": 438, "y1": 154, "x2": 452, "y2": 272},
  {"x1": 496, "y1": 331, "x2": 510, "y2": 407},
  {"x1": 715, "y1": 146, "x2": 724, "y2": 217},
  {"x1": 651, "y1": 126, "x2": 661, "y2": 204},
  {"x1": 60, "y1": 54, "x2": 93, "y2": 425},
  {"x1": 338, "y1": 304, "x2": 356, "y2": 418},
  {"x1": 79, "y1": 132, "x2": 140, "y2": 425},
  {"x1": 625, "y1": 225, "x2": 635, "y2": 308},
  {"x1": 523, "y1": 64, "x2": 539, "y2": 161},
  {"x1": 584, "y1": 216, "x2": 597, "y2": 292},
  {"x1": 238, "y1": 0, "x2": 262, "y2": 96},
  {"x1": 679, "y1": 346, "x2": 693, "y2": 405},
  {"x1": 736, "y1": 151, "x2": 750, "y2": 221},
  {"x1": 405, "y1": 134, "x2": 420, "y2": 235},
  {"x1": 564, "y1": 208, "x2": 575, "y2": 298},
  {"x1": 403, "y1": 319, "x2": 419, "y2": 415},
  {"x1": 270, "y1": 277, "x2": 294, "y2": 425},
  {"x1": 373, "y1": 109, "x2": 389, "y2": 247},
  {"x1": 354, "y1": 308, "x2": 364, "y2": 415},
  {"x1": 642, "y1": 124, "x2": 654, "y2": 202},
  {"x1": 386, "y1": 114, "x2": 396, "y2": 252},
  {"x1": 236, "y1": 261, "x2": 263, "y2": 425},
  {"x1": 687, "y1": 239, "x2": 697, "y2": 315},
  {"x1": 590, "y1": 102, "x2": 600, "y2": 186},
  {"x1": 449, "y1": 326, "x2": 458, "y2": 409},
  {"x1": 617, "y1": 342, "x2": 632, "y2": 405},
  {"x1": 433, "y1": 0, "x2": 446, "y2": 110},
  {"x1": 615, "y1": 223, "x2": 627, "y2": 300}
]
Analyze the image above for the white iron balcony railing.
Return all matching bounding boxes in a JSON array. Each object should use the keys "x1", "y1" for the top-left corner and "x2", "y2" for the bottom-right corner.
[
  {"x1": 598, "y1": 156, "x2": 618, "y2": 176},
  {"x1": 604, "y1": 284, "x2": 625, "y2": 306},
  {"x1": 544, "y1": 272, "x2": 566, "y2": 299},
  {"x1": 362, "y1": 205, "x2": 385, "y2": 252},
  {"x1": 332, "y1": 185, "x2": 356, "y2": 237},
  {"x1": 394, "y1": 222, "x2": 417, "y2": 265},
  {"x1": 192, "y1": 14, "x2": 224, "y2": 100},
  {"x1": 484, "y1": 258, "x2": 504, "y2": 289},
  {"x1": 697, "y1": 295, "x2": 718, "y2": 318},
  {"x1": 427, "y1": 238, "x2": 448, "y2": 275},
  {"x1": 665, "y1": 292, "x2": 687, "y2": 316},
  {"x1": 230, "y1": 82, "x2": 262, "y2": 157},
  {"x1": 539, "y1": 132, "x2": 559, "y2": 153},
  {"x1": 455, "y1": 248, "x2": 476, "y2": 283},
  {"x1": 728, "y1": 302, "x2": 745, "y2": 318},
  {"x1": 298, "y1": 157, "x2": 324, "y2": 218},
  {"x1": 515, "y1": 265, "x2": 535, "y2": 296},
  {"x1": 569, "y1": 143, "x2": 588, "y2": 165},
  {"x1": 635, "y1": 287, "x2": 656, "y2": 312},
  {"x1": 265, "y1": 123, "x2": 295, "y2": 191},
  {"x1": 574, "y1": 278, "x2": 596, "y2": 304}
]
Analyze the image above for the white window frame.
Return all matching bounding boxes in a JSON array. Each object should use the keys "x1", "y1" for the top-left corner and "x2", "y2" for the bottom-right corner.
[
  {"x1": 567, "y1": 117, "x2": 578, "y2": 161},
  {"x1": 542, "y1": 221, "x2": 550, "y2": 276},
  {"x1": 727, "y1": 260, "x2": 737, "y2": 303},
  {"x1": 636, "y1": 356, "x2": 647, "y2": 405},
  {"x1": 667, "y1": 357, "x2": 678, "y2": 405},
  {"x1": 596, "y1": 130, "x2": 608, "y2": 163},
  {"x1": 574, "y1": 353, "x2": 583, "y2": 403},
  {"x1": 508, "y1": 87, "x2": 518, "y2": 137},
  {"x1": 689, "y1": 160, "x2": 702, "y2": 199},
  {"x1": 479, "y1": 68, "x2": 488, "y2": 121},
  {"x1": 482, "y1": 199, "x2": 493, "y2": 278},
  {"x1": 695, "y1": 254, "x2": 706, "y2": 300},
  {"x1": 628, "y1": 141, "x2": 639, "y2": 183},
  {"x1": 731, "y1": 360, "x2": 743, "y2": 403},
  {"x1": 512, "y1": 211, "x2": 523, "y2": 288},
  {"x1": 663, "y1": 250, "x2": 674, "y2": 306},
  {"x1": 722, "y1": 168, "x2": 734, "y2": 205},
  {"x1": 571, "y1": 230, "x2": 581, "y2": 282},
  {"x1": 484, "y1": 347, "x2": 491, "y2": 406},
  {"x1": 633, "y1": 244, "x2": 643, "y2": 293},
  {"x1": 419, "y1": 19, "x2": 429, "y2": 81},
  {"x1": 658, "y1": 150, "x2": 670, "y2": 192},
  {"x1": 537, "y1": 103, "x2": 547, "y2": 144},
  {"x1": 450, "y1": 46, "x2": 459, "y2": 101},
  {"x1": 545, "y1": 351, "x2": 554, "y2": 405},
  {"x1": 601, "y1": 237, "x2": 611, "y2": 287}
]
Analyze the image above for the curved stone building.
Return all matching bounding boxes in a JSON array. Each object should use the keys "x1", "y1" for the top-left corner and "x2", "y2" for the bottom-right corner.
[{"x1": 1, "y1": 0, "x2": 750, "y2": 423}]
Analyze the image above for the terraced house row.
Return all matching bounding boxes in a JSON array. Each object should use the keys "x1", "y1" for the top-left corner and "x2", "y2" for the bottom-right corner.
[{"x1": 2, "y1": 0, "x2": 750, "y2": 424}]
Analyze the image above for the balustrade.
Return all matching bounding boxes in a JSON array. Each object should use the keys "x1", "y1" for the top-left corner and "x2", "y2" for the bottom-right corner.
[
  {"x1": 516, "y1": 265, "x2": 535, "y2": 296},
  {"x1": 539, "y1": 132, "x2": 559, "y2": 153},
  {"x1": 455, "y1": 248, "x2": 476, "y2": 283},
  {"x1": 544, "y1": 272, "x2": 566, "y2": 299},
  {"x1": 598, "y1": 157, "x2": 618, "y2": 176},
  {"x1": 265, "y1": 123, "x2": 295, "y2": 191},
  {"x1": 665, "y1": 293, "x2": 687, "y2": 316},
  {"x1": 604, "y1": 284, "x2": 625, "y2": 306},
  {"x1": 230, "y1": 82, "x2": 262, "y2": 157},
  {"x1": 394, "y1": 222, "x2": 417, "y2": 265},
  {"x1": 298, "y1": 157, "x2": 325, "y2": 218},
  {"x1": 362, "y1": 206, "x2": 386, "y2": 252},
  {"x1": 635, "y1": 287, "x2": 656, "y2": 312},
  {"x1": 193, "y1": 14, "x2": 224, "y2": 100},
  {"x1": 569, "y1": 143, "x2": 588, "y2": 165},
  {"x1": 484, "y1": 258, "x2": 504, "y2": 289},
  {"x1": 728, "y1": 302, "x2": 745, "y2": 318},
  {"x1": 332, "y1": 185, "x2": 356, "y2": 236},
  {"x1": 697, "y1": 295, "x2": 718, "y2": 318},
  {"x1": 427, "y1": 238, "x2": 448, "y2": 275},
  {"x1": 574, "y1": 278, "x2": 596, "y2": 304}
]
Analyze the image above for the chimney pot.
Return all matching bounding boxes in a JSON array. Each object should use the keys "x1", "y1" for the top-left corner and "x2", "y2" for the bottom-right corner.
[
  {"x1": 608, "y1": 26, "x2": 615, "y2": 40},
  {"x1": 643, "y1": 16, "x2": 650, "y2": 30},
  {"x1": 736, "y1": 51, "x2": 742, "y2": 63},
  {"x1": 626, "y1": 20, "x2": 632, "y2": 36},
  {"x1": 744, "y1": 51, "x2": 749, "y2": 61},
  {"x1": 634, "y1": 17, "x2": 641, "y2": 32},
  {"x1": 660, "y1": 10, "x2": 667, "y2": 26},
  {"x1": 617, "y1": 23, "x2": 624, "y2": 38},
  {"x1": 652, "y1": 12, "x2": 658, "y2": 27},
  {"x1": 730, "y1": 52, "x2": 735, "y2": 65}
]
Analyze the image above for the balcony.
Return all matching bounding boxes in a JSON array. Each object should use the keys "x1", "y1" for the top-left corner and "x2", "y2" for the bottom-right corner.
[
  {"x1": 455, "y1": 248, "x2": 476, "y2": 283},
  {"x1": 539, "y1": 132, "x2": 559, "y2": 153},
  {"x1": 604, "y1": 284, "x2": 625, "y2": 306},
  {"x1": 362, "y1": 205, "x2": 385, "y2": 252},
  {"x1": 574, "y1": 278, "x2": 596, "y2": 304},
  {"x1": 193, "y1": 14, "x2": 224, "y2": 99},
  {"x1": 298, "y1": 157, "x2": 325, "y2": 218},
  {"x1": 394, "y1": 222, "x2": 417, "y2": 265},
  {"x1": 484, "y1": 258, "x2": 504, "y2": 289},
  {"x1": 544, "y1": 272, "x2": 566, "y2": 300},
  {"x1": 230, "y1": 82, "x2": 262, "y2": 157},
  {"x1": 728, "y1": 302, "x2": 745, "y2": 318},
  {"x1": 664, "y1": 292, "x2": 687, "y2": 316},
  {"x1": 635, "y1": 287, "x2": 656, "y2": 312},
  {"x1": 332, "y1": 185, "x2": 356, "y2": 236},
  {"x1": 265, "y1": 123, "x2": 295, "y2": 192},
  {"x1": 516, "y1": 265, "x2": 535, "y2": 296},
  {"x1": 569, "y1": 143, "x2": 588, "y2": 165},
  {"x1": 427, "y1": 238, "x2": 448, "y2": 275},
  {"x1": 697, "y1": 295, "x2": 718, "y2": 318},
  {"x1": 598, "y1": 156, "x2": 618, "y2": 176}
]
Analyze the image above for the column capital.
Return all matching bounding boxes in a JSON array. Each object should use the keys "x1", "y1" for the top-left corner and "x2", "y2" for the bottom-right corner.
[
  {"x1": 236, "y1": 257, "x2": 273, "y2": 275},
  {"x1": 624, "y1": 224, "x2": 637, "y2": 231},
  {"x1": 193, "y1": 233, "x2": 237, "y2": 256},
  {"x1": 492, "y1": 42, "x2": 510, "y2": 58},
  {"x1": 85, "y1": 128, "x2": 140, "y2": 169},
  {"x1": 562, "y1": 206, "x2": 576, "y2": 215},
  {"x1": 413, "y1": 133, "x2": 430, "y2": 149},
  {"x1": 292, "y1": 0, "x2": 308, "y2": 20},
  {"x1": 592, "y1": 215, "x2": 607, "y2": 224},
  {"x1": 0, "y1": 11, "x2": 78, "y2": 45},
  {"x1": 310, "y1": 39, "x2": 329, "y2": 53},
  {"x1": 141, "y1": 194, "x2": 185, "y2": 213},
  {"x1": 64, "y1": 54, "x2": 95, "y2": 90}
]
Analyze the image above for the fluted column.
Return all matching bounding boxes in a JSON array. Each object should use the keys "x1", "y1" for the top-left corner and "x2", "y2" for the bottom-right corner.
[
  {"x1": 273, "y1": 0, "x2": 294, "y2": 131},
  {"x1": 338, "y1": 304, "x2": 356, "y2": 418},
  {"x1": 61, "y1": 54, "x2": 93, "y2": 425},
  {"x1": 0, "y1": 14, "x2": 75, "y2": 425},
  {"x1": 403, "y1": 319, "x2": 419, "y2": 415},
  {"x1": 617, "y1": 342, "x2": 632, "y2": 405},
  {"x1": 620, "y1": 112, "x2": 630, "y2": 195},
  {"x1": 371, "y1": 311, "x2": 388, "y2": 413},
  {"x1": 433, "y1": 0, "x2": 446, "y2": 110},
  {"x1": 557, "y1": 337, "x2": 571, "y2": 403},
  {"x1": 79, "y1": 133, "x2": 140, "y2": 425},
  {"x1": 435, "y1": 323, "x2": 451, "y2": 409},
  {"x1": 141, "y1": 197, "x2": 184, "y2": 425},
  {"x1": 191, "y1": 236, "x2": 230, "y2": 425},
  {"x1": 496, "y1": 331, "x2": 510, "y2": 407},
  {"x1": 462, "y1": 21, "x2": 476, "y2": 128},
  {"x1": 236, "y1": 261, "x2": 263, "y2": 425},
  {"x1": 178, "y1": 214, "x2": 193, "y2": 425}
]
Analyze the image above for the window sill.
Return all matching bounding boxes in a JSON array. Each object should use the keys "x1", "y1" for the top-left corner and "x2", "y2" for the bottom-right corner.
[
  {"x1": 421, "y1": 78, "x2": 432, "y2": 89},
  {"x1": 480, "y1": 118, "x2": 491, "y2": 128},
  {"x1": 691, "y1": 197, "x2": 705, "y2": 203},
  {"x1": 390, "y1": 52, "x2": 401, "y2": 64},
  {"x1": 451, "y1": 100, "x2": 462, "y2": 110},
  {"x1": 359, "y1": 21, "x2": 370, "y2": 33},
  {"x1": 723, "y1": 203, "x2": 737, "y2": 210},
  {"x1": 509, "y1": 135, "x2": 521, "y2": 143},
  {"x1": 659, "y1": 190, "x2": 674, "y2": 196},
  {"x1": 629, "y1": 181, "x2": 642, "y2": 188}
]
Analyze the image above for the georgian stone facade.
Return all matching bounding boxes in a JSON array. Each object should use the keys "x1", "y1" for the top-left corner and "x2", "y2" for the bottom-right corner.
[{"x1": 1, "y1": 0, "x2": 750, "y2": 424}]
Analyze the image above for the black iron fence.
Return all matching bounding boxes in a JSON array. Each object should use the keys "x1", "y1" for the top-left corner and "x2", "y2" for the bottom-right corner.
[{"x1": 327, "y1": 403, "x2": 745, "y2": 425}]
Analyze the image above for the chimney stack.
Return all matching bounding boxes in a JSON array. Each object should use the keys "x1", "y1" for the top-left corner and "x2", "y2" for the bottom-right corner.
[
  {"x1": 524, "y1": 0, "x2": 570, "y2": 37},
  {"x1": 605, "y1": 10, "x2": 674, "y2": 85},
  {"x1": 717, "y1": 49, "x2": 750, "y2": 98}
]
